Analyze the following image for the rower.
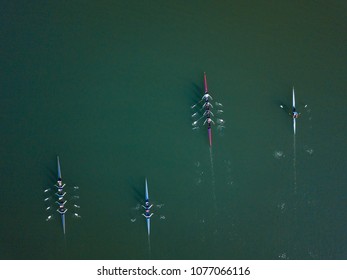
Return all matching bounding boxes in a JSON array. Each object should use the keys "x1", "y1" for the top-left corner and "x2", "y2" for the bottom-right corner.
[
  {"x1": 203, "y1": 117, "x2": 215, "y2": 126},
  {"x1": 202, "y1": 102, "x2": 213, "y2": 109},
  {"x1": 142, "y1": 211, "x2": 153, "y2": 219},
  {"x1": 142, "y1": 201, "x2": 153, "y2": 217},
  {"x1": 57, "y1": 204, "x2": 67, "y2": 214},
  {"x1": 142, "y1": 201, "x2": 153, "y2": 210},
  {"x1": 207, "y1": 117, "x2": 214, "y2": 125},
  {"x1": 56, "y1": 188, "x2": 66, "y2": 198},
  {"x1": 293, "y1": 104, "x2": 300, "y2": 118},
  {"x1": 56, "y1": 197, "x2": 67, "y2": 206},
  {"x1": 203, "y1": 109, "x2": 214, "y2": 117},
  {"x1": 56, "y1": 179, "x2": 65, "y2": 189},
  {"x1": 202, "y1": 93, "x2": 213, "y2": 101}
]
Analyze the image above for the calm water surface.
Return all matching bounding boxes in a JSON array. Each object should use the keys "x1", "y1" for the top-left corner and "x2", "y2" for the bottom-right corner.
[{"x1": 1, "y1": 1, "x2": 347, "y2": 259}]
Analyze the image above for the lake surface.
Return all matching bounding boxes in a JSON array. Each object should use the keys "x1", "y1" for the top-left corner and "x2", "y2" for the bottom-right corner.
[{"x1": 1, "y1": 1, "x2": 346, "y2": 259}]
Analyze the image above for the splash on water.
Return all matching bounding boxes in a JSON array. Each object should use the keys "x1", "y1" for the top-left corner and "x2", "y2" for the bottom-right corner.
[
  {"x1": 159, "y1": 215, "x2": 166, "y2": 220},
  {"x1": 133, "y1": 204, "x2": 141, "y2": 210},
  {"x1": 278, "y1": 252, "x2": 289, "y2": 260},
  {"x1": 273, "y1": 150, "x2": 285, "y2": 159},
  {"x1": 308, "y1": 250, "x2": 318, "y2": 259},
  {"x1": 225, "y1": 160, "x2": 231, "y2": 172},
  {"x1": 277, "y1": 202, "x2": 286, "y2": 212},
  {"x1": 130, "y1": 218, "x2": 136, "y2": 223},
  {"x1": 194, "y1": 160, "x2": 203, "y2": 185},
  {"x1": 73, "y1": 213, "x2": 81, "y2": 218},
  {"x1": 217, "y1": 125, "x2": 225, "y2": 131},
  {"x1": 195, "y1": 178, "x2": 202, "y2": 185}
]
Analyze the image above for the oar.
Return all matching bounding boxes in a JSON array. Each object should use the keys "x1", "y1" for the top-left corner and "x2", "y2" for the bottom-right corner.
[{"x1": 191, "y1": 99, "x2": 203, "y2": 109}]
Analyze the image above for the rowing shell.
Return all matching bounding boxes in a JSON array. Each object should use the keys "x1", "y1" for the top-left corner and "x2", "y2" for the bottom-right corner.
[
  {"x1": 57, "y1": 156, "x2": 66, "y2": 235},
  {"x1": 292, "y1": 87, "x2": 296, "y2": 135},
  {"x1": 145, "y1": 178, "x2": 150, "y2": 236}
]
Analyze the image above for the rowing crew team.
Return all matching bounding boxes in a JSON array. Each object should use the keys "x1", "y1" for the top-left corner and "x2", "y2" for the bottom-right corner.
[
  {"x1": 55, "y1": 178, "x2": 67, "y2": 215},
  {"x1": 202, "y1": 93, "x2": 214, "y2": 128}
]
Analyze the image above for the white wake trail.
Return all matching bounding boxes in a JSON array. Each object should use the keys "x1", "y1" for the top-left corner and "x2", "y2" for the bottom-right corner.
[
  {"x1": 209, "y1": 147, "x2": 217, "y2": 214},
  {"x1": 293, "y1": 135, "x2": 297, "y2": 193}
]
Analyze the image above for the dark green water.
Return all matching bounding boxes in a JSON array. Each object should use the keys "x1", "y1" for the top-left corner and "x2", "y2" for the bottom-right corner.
[{"x1": 1, "y1": 1, "x2": 347, "y2": 259}]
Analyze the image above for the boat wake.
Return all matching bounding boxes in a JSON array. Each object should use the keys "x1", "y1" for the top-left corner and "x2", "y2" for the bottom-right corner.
[
  {"x1": 273, "y1": 150, "x2": 285, "y2": 159},
  {"x1": 209, "y1": 147, "x2": 215, "y2": 186},
  {"x1": 209, "y1": 147, "x2": 217, "y2": 214},
  {"x1": 293, "y1": 135, "x2": 297, "y2": 193},
  {"x1": 216, "y1": 119, "x2": 225, "y2": 125},
  {"x1": 148, "y1": 235, "x2": 152, "y2": 258}
]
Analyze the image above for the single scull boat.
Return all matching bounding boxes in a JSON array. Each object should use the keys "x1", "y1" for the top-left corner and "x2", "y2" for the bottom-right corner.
[{"x1": 142, "y1": 178, "x2": 153, "y2": 236}]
